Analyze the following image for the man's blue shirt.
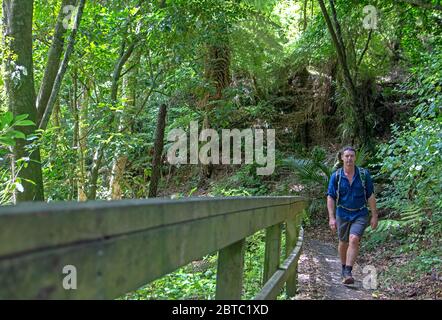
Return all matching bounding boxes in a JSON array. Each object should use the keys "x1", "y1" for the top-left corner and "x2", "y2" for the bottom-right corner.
[{"x1": 327, "y1": 166, "x2": 374, "y2": 221}]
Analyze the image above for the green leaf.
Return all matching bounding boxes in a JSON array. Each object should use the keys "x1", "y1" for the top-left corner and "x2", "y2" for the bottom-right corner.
[
  {"x1": 15, "y1": 120, "x2": 35, "y2": 127},
  {"x1": 14, "y1": 114, "x2": 30, "y2": 122},
  {"x1": 10, "y1": 130, "x2": 26, "y2": 139},
  {"x1": 0, "y1": 136, "x2": 16, "y2": 147},
  {"x1": 1, "y1": 112, "x2": 13, "y2": 129}
]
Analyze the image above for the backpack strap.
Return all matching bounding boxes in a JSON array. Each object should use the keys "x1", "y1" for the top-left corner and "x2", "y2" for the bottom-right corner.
[
  {"x1": 335, "y1": 168, "x2": 342, "y2": 206},
  {"x1": 358, "y1": 167, "x2": 367, "y2": 201},
  {"x1": 335, "y1": 167, "x2": 368, "y2": 211}
]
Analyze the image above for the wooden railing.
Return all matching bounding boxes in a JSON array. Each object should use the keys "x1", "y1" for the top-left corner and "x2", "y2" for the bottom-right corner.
[{"x1": 0, "y1": 196, "x2": 307, "y2": 299}]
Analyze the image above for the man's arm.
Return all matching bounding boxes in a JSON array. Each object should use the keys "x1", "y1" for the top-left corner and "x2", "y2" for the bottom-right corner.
[
  {"x1": 327, "y1": 195, "x2": 337, "y2": 232},
  {"x1": 326, "y1": 172, "x2": 337, "y2": 232},
  {"x1": 365, "y1": 170, "x2": 378, "y2": 230},
  {"x1": 368, "y1": 194, "x2": 378, "y2": 229}
]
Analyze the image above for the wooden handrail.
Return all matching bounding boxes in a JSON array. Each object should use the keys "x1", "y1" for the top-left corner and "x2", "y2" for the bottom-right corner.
[
  {"x1": 0, "y1": 196, "x2": 307, "y2": 299},
  {"x1": 255, "y1": 227, "x2": 304, "y2": 300}
]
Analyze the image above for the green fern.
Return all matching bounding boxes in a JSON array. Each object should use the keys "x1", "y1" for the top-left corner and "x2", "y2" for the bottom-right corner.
[
  {"x1": 399, "y1": 204, "x2": 425, "y2": 225},
  {"x1": 282, "y1": 156, "x2": 331, "y2": 189},
  {"x1": 367, "y1": 204, "x2": 426, "y2": 235},
  {"x1": 367, "y1": 219, "x2": 401, "y2": 233}
]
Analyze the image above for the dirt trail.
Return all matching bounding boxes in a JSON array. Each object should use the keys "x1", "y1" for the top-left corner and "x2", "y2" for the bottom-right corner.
[{"x1": 294, "y1": 238, "x2": 374, "y2": 300}]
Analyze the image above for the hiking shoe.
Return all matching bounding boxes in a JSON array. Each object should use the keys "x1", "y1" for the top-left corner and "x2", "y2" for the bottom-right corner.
[{"x1": 342, "y1": 267, "x2": 354, "y2": 284}]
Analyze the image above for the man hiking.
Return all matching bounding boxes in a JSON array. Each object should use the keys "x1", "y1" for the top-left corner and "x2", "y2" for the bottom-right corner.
[{"x1": 327, "y1": 146, "x2": 378, "y2": 284}]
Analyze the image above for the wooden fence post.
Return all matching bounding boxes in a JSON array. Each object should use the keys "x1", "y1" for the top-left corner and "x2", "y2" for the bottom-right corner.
[
  {"x1": 215, "y1": 239, "x2": 246, "y2": 299},
  {"x1": 263, "y1": 223, "x2": 282, "y2": 285},
  {"x1": 285, "y1": 212, "x2": 301, "y2": 297}
]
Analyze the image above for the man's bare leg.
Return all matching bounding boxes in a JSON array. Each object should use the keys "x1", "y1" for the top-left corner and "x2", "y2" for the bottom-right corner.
[
  {"x1": 346, "y1": 234, "x2": 360, "y2": 267},
  {"x1": 338, "y1": 241, "x2": 349, "y2": 265}
]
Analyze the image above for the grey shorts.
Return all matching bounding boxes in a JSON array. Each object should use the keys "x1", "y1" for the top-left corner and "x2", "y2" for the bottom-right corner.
[{"x1": 336, "y1": 215, "x2": 369, "y2": 242}]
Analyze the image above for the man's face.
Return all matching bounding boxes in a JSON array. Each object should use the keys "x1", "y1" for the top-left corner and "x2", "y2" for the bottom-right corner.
[{"x1": 342, "y1": 150, "x2": 356, "y2": 167}]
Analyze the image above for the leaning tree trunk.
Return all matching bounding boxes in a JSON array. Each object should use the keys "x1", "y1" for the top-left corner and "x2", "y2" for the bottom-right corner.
[
  {"x1": 38, "y1": 0, "x2": 86, "y2": 131},
  {"x1": 148, "y1": 104, "x2": 168, "y2": 198},
  {"x1": 36, "y1": 0, "x2": 76, "y2": 122},
  {"x1": 318, "y1": 0, "x2": 370, "y2": 145},
  {"x1": 2, "y1": 0, "x2": 44, "y2": 202}
]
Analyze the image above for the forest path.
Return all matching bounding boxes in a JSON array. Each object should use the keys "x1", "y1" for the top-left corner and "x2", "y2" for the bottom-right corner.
[{"x1": 293, "y1": 236, "x2": 374, "y2": 300}]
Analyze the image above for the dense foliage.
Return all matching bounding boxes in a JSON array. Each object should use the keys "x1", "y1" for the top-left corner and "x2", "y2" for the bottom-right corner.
[{"x1": 0, "y1": 0, "x2": 440, "y2": 299}]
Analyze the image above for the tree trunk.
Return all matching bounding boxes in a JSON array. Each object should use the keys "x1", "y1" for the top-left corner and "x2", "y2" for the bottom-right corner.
[
  {"x1": 148, "y1": 104, "x2": 168, "y2": 198},
  {"x1": 71, "y1": 72, "x2": 79, "y2": 200},
  {"x1": 2, "y1": 0, "x2": 44, "y2": 202},
  {"x1": 109, "y1": 155, "x2": 128, "y2": 200},
  {"x1": 318, "y1": 0, "x2": 370, "y2": 144},
  {"x1": 50, "y1": 100, "x2": 61, "y2": 159},
  {"x1": 198, "y1": 43, "x2": 231, "y2": 182},
  {"x1": 205, "y1": 44, "x2": 231, "y2": 100},
  {"x1": 38, "y1": 0, "x2": 87, "y2": 131},
  {"x1": 109, "y1": 51, "x2": 140, "y2": 200},
  {"x1": 36, "y1": 0, "x2": 76, "y2": 123},
  {"x1": 303, "y1": 0, "x2": 308, "y2": 31},
  {"x1": 88, "y1": 146, "x2": 104, "y2": 200},
  {"x1": 88, "y1": 40, "x2": 135, "y2": 200},
  {"x1": 77, "y1": 80, "x2": 89, "y2": 201},
  {"x1": 69, "y1": 71, "x2": 91, "y2": 200}
]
